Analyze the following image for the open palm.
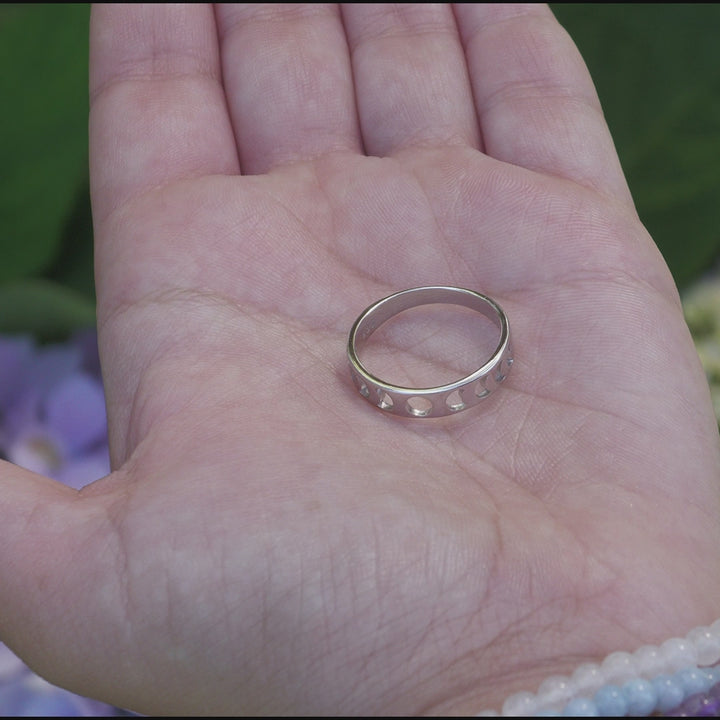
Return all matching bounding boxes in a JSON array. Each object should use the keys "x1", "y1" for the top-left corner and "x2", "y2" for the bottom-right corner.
[{"x1": 2, "y1": 4, "x2": 719, "y2": 716}]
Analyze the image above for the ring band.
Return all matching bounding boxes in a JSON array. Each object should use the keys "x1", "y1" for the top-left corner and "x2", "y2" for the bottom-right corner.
[{"x1": 347, "y1": 286, "x2": 513, "y2": 418}]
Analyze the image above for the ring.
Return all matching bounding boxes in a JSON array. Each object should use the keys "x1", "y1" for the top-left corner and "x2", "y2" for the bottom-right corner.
[{"x1": 347, "y1": 286, "x2": 513, "y2": 418}]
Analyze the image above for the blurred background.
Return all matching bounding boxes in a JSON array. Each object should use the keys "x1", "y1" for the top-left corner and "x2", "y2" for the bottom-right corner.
[{"x1": 1, "y1": 3, "x2": 720, "y2": 716}]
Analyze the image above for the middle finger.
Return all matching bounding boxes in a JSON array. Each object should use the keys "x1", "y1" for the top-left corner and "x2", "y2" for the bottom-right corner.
[{"x1": 342, "y1": 3, "x2": 481, "y2": 158}]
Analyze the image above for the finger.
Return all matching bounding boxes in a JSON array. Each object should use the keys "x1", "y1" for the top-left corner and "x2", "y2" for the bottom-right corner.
[
  {"x1": 215, "y1": 4, "x2": 361, "y2": 174},
  {"x1": 89, "y1": 3, "x2": 239, "y2": 224},
  {"x1": 0, "y1": 463, "x2": 112, "y2": 699},
  {"x1": 454, "y1": 3, "x2": 633, "y2": 203},
  {"x1": 341, "y1": 3, "x2": 480, "y2": 157}
]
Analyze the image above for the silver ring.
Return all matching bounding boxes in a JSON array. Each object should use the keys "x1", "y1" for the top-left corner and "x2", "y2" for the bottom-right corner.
[{"x1": 347, "y1": 286, "x2": 513, "y2": 418}]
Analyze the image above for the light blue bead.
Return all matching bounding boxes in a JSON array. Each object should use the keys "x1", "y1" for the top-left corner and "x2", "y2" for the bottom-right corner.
[
  {"x1": 594, "y1": 684, "x2": 627, "y2": 716},
  {"x1": 562, "y1": 697, "x2": 599, "y2": 716},
  {"x1": 706, "y1": 665, "x2": 720, "y2": 686},
  {"x1": 622, "y1": 678, "x2": 658, "y2": 717},
  {"x1": 652, "y1": 673, "x2": 686, "y2": 713},
  {"x1": 676, "y1": 666, "x2": 712, "y2": 695}
]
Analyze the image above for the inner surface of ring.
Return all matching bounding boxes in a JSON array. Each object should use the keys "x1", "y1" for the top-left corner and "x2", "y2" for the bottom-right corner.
[{"x1": 352, "y1": 290, "x2": 504, "y2": 390}]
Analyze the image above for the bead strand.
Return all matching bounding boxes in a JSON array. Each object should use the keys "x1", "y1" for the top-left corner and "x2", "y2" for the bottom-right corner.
[
  {"x1": 493, "y1": 664, "x2": 720, "y2": 717},
  {"x1": 659, "y1": 664, "x2": 720, "y2": 716},
  {"x1": 545, "y1": 663, "x2": 720, "y2": 717},
  {"x1": 669, "y1": 674, "x2": 720, "y2": 716},
  {"x1": 480, "y1": 619, "x2": 720, "y2": 716}
]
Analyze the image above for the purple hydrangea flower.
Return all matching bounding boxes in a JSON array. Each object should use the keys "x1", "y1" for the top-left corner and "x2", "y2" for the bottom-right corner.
[
  {"x1": 0, "y1": 643, "x2": 115, "y2": 716},
  {"x1": 0, "y1": 330, "x2": 109, "y2": 488},
  {"x1": 0, "y1": 329, "x2": 129, "y2": 716}
]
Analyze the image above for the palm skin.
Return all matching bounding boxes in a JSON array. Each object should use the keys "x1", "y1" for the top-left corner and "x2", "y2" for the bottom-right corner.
[{"x1": 1, "y1": 3, "x2": 719, "y2": 716}]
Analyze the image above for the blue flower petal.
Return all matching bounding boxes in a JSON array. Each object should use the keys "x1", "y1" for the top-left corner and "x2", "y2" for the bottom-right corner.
[
  {"x1": 56, "y1": 447, "x2": 111, "y2": 489},
  {"x1": 0, "y1": 643, "x2": 27, "y2": 683},
  {"x1": 44, "y1": 373, "x2": 108, "y2": 454},
  {"x1": 7, "y1": 424, "x2": 67, "y2": 476},
  {"x1": 26, "y1": 343, "x2": 83, "y2": 398},
  {"x1": 0, "y1": 335, "x2": 34, "y2": 412}
]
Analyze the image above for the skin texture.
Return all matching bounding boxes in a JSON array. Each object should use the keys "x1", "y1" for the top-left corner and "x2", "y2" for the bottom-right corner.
[{"x1": 1, "y1": 3, "x2": 720, "y2": 715}]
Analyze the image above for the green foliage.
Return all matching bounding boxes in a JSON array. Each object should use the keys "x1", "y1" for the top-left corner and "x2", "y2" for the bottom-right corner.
[
  {"x1": 0, "y1": 278, "x2": 95, "y2": 342},
  {"x1": 552, "y1": 4, "x2": 720, "y2": 289},
  {"x1": 0, "y1": 4, "x2": 94, "y2": 337}
]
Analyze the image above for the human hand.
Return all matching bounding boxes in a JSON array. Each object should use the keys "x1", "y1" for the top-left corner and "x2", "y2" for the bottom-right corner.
[{"x1": 1, "y1": 4, "x2": 719, "y2": 715}]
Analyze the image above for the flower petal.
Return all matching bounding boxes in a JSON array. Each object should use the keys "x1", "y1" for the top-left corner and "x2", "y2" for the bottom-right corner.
[
  {"x1": 0, "y1": 335, "x2": 34, "y2": 412},
  {"x1": 56, "y1": 447, "x2": 111, "y2": 489},
  {"x1": 44, "y1": 372, "x2": 108, "y2": 453}
]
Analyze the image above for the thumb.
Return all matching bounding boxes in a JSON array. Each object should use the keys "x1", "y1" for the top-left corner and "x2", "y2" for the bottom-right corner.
[{"x1": 0, "y1": 461, "x2": 121, "y2": 700}]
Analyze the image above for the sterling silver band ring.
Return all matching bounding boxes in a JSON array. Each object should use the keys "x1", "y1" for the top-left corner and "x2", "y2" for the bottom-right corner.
[{"x1": 347, "y1": 286, "x2": 513, "y2": 418}]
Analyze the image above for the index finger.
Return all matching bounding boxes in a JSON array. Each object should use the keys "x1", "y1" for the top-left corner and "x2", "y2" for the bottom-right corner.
[{"x1": 89, "y1": 3, "x2": 239, "y2": 225}]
